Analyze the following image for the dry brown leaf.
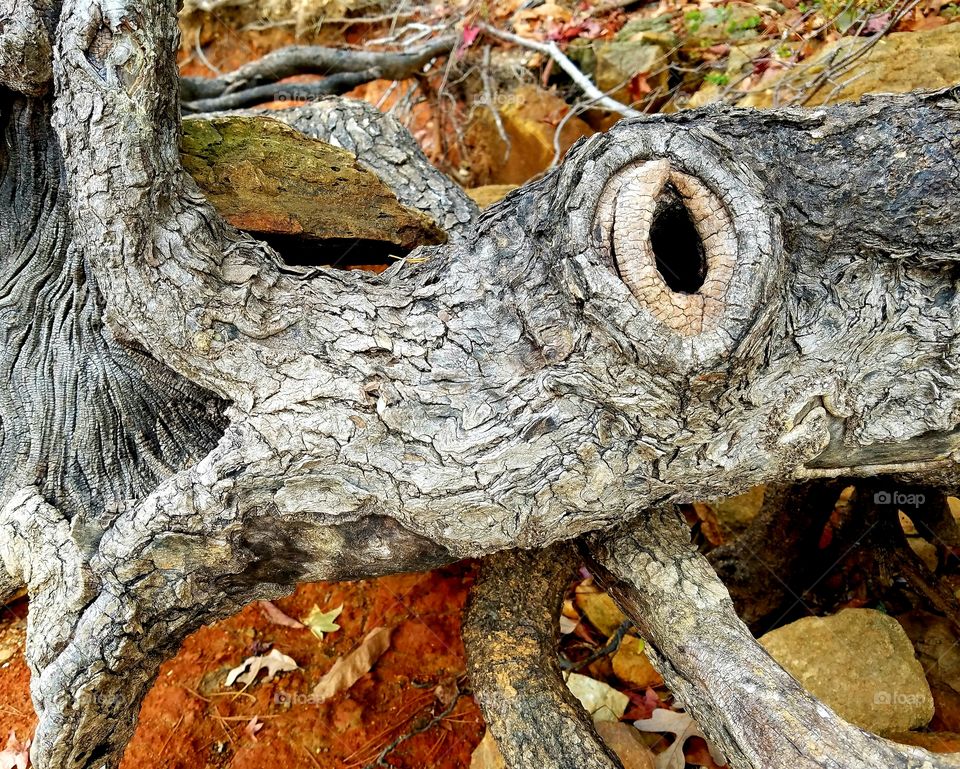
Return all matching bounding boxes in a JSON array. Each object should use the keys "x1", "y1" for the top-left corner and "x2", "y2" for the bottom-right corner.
[
  {"x1": 595, "y1": 722, "x2": 656, "y2": 769},
  {"x1": 469, "y1": 730, "x2": 506, "y2": 769},
  {"x1": 257, "y1": 600, "x2": 305, "y2": 629},
  {"x1": 0, "y1": 731, "x2": 30, "y2": 769},
  {"x1": 612, "y1": 636, "x2": 663, "y2": 689},
  {"x1": 311, "y1": 626, "x2": 392, "y2": 703},
  {"x1": 225, "y1": 648, "x2": 298, "y2": 687}
]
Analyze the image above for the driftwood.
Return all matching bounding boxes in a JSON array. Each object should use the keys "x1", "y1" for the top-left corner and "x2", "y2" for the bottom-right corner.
[{"x1": 4, "y1": 1, "x2": 960, "y2": 767}]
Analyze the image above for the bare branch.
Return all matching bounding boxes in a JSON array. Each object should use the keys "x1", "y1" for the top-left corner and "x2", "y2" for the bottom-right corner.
[
  {"x1": 477, "y1": 23, "x2": 642, "y2": 118},
  {"x1": 180, "y1": 35, "x2": 457, "y2": 111}
]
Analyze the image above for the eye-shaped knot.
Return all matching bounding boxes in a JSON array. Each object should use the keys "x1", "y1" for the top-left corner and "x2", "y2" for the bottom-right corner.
[{"x1": 604, "y1": 159, "x2": 737, "y2": 336}]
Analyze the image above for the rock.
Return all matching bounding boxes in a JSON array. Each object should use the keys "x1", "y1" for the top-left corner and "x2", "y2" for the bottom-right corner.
[
  {"x1": 760, "y1": 608, "x2": 934, "y2": 735},
  {"x1": 463, "y1": 85, "x2": 594, "y2": 185},
  {"x1": 575, "y1": 585, "x2": 627, "y2": 637},
  {"x1": 684, "y1": 41, "x2": 778, "y2": 109},
  {"x1": 740, "y1": 24, "x2": 960, "y2": 109},
  {"x1": 593, "y1": 38, "x2": 671, "y2": 106},
  {"x1": 612, "y1": 636, "x2": 663, "y2": 689},
  {"x1": 683, "y1": 3, "x2": 768, "y2": 47},
  {"x1": 466, "y1": 184, "x2": 519, "y2": 209},
  {"x1": 180, "y1": 115, "x2": 446, "y2": 253}
]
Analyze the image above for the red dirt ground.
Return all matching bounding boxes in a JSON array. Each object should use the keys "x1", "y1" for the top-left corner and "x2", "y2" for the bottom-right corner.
[{"x1": 0, "y1": 564, "x2": 485, "y2": 769}]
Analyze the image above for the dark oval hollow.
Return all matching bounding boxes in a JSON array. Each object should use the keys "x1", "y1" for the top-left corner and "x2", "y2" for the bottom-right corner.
[{"x1": 650, "y1": 186, "x2": 707, "y2": 294}]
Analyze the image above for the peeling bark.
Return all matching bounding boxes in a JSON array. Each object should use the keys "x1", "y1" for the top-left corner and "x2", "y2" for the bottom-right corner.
[{"x1": 3, "y1": 0, "x2": 960, "y2": 766}]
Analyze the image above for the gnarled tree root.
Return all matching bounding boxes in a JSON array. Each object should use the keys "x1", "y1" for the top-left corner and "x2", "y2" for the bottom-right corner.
[
  {"x1": 180, "y1": 36, "x2": 456, "y2": 113},
  {"x1": 463, "y1": 545, "x2": 622, "y2": 769},
  {"x1": 586, "y1": 508, "x2": 960, "y2": 769}
]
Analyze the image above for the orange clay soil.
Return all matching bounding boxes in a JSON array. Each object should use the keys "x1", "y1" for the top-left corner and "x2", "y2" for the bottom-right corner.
[{"x1": 0, "y1": 563, "x2": 485, "y2": 769}]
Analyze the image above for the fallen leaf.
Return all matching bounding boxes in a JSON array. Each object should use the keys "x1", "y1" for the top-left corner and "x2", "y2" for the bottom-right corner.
[
  {"x1": 434, "y1": 677, "x2": 459, "y2": 707},
  {"x1": 458, "y1": 24, "x2": 481, "y2": 57},
  {"x1": 575, "y1": 584, "x2": 627, "y2": 637},
  {"x1": 244, "y1": 716, "x2": 264, "y2": 742},
  {"x1": 225, "y1": 648, "x2": 298, "y2": 687},
  {"x1": 565, "y1": 672, "x2": 629, "y2": 722},
  {"x1": 258, "y1": 600, "x2": 305, "y2": 629},
  {"x1": 612, "y1": 636, "x2": 663, "y2": 689},
  {"x1": 0, "y1": 731, "x2": 30, "y2": 769},
  {"x1": 303, "y1": 604, "x2": 343, "y2": 640},
  {"x1": 595, "y1": 722, "x2": 656, "y2": 769},
  {"x1": 469, "y1": 730, "x2": 506, "y2": 769},
  {"x1": 633, "y1": 709, "x2": 726, "y2": 769},
  {"x1": 311, "y1": 626, "x2": 392, "y2": 703},
  {"x1": 559, "y1": 614, "x2": 579, "y2": 634},
  {"x1": 624, "y1": 687, "x2": 663, "y2": 721}
]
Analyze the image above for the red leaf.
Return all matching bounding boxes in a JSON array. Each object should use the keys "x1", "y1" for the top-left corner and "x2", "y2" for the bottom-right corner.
[{"x1": 457, "y1": 25, "x2": 481, "y2": 58}]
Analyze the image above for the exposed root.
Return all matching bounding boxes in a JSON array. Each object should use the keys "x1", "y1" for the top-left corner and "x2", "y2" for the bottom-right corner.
[
  {"x1": 585, "y1": 507, "x2": 960, "y2": 769},
  {"x1": 180, "y1": 35, "x2": 456, "y2": 112},
  {"x1": 836, "y1": 484, "x2": 960, "y2": 634},
  {"x1": 463, "y1": 545, "x2": 622, "y2": 769}
]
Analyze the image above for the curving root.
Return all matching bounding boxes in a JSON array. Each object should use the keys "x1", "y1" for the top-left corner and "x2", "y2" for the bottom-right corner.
[
  {"x1": 463, "y1": 544, "x2": 622, "y2": 769},
  {"x1": 585, "y1": 507, "x2": 960, "y2": 769}
]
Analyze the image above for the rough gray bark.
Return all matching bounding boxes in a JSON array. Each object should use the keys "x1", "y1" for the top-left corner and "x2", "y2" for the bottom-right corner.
[
  {"x1": 180, "y1": 35, "x2": 457, "y2": 113},
  {"x1": 4, "y1": 0, "x2": 960, "y2": 767}
]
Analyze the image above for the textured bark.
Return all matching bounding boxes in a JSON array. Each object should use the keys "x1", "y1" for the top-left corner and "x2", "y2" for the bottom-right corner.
[
  {"x1": 586, "y1": 510, "x2": 960, "y2": 769},
  {"x1": 179, "y1": 35, "x2": 457, "y2": 113},
  {"x1": 463, "y1": 545, "x2": 622, "y2": 769},
  {"x1": 4, "y1": 0, "x2": 960, "y2": 766}
]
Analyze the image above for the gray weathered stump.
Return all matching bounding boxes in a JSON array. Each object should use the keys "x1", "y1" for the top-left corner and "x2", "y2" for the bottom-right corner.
[{"x1": 3, "y1": 1, "x2": 960, "y2": 766}]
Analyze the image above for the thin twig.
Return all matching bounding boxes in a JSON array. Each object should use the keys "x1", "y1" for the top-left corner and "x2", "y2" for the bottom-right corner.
[
  {"x1": 481, "y1": 45, "x2": 511, "y2": 160},
  {"x1": 559, "y1": 618, "x2": 634, "y2": 672},
  {"x1": 477, "y1": 22, "x2": 642, "y2": 118},
  {"x1": 363, "y1": 685, "x2": 467, "y2": 769}
]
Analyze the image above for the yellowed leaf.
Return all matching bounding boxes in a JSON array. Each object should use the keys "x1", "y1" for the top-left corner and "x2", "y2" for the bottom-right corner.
[
  {"x1": 311, "y1": 626, "x2": 391, "y2": 703},
  {"x1": 302, "y1": 604, "x2": 342, "y2": 640}
]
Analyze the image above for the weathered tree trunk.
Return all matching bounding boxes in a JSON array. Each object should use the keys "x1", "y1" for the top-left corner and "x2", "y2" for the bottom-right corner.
[{"x1": 4, "y1": 1, "x2": 960, "y2": 767}]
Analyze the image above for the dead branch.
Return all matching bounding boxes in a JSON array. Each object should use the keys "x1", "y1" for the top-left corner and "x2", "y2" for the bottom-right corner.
[{"x1": 180, "y1": 34, "x2": 457, "y2": 112}]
